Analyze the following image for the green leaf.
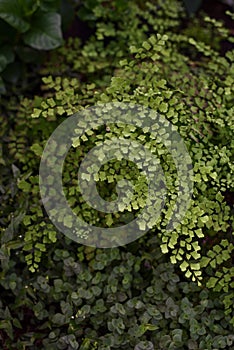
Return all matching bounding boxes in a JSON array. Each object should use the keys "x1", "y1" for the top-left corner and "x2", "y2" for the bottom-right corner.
[
  {"x1": 48, "y1": 230, "x2": 57, "y2": 243},
  {"x1": 180, "y1": 260, "x2": 189, "y2": 271},
  {"x1": 0, "y1": 247, "x2": 7, "y2": 259},
  {"x1": 168, "y1": 232, "x2": 178, "y2": 248},
  {"x1": 172, "y1": 328, "x2": 183, "y2": 343},
  {"x1": 207, "y1": 277, "x2": 218, "y2": 288},
  {"x1": 144, "y1": 324, "x2": 159, "y2": 331},
  {"x1": 16, "y1": 46, "x2": 43, "y2": 63},
  {"x1": 200, "y1": 215, "x2": 209, "y2": 223},
  {"x1": 40, "y1": 0, "x2": 61, "y2": 12},
  {"x1": 35, "y1": 243, "x2": 46, "y2": 252},
  {"x1": 142, "y1": 41, "x2": 151, "y2": 50},
  {"x1": 52, "y1": 313, "x2": 65, "y2": 325},
  {"x1": 159, "y1": 102, "x2": 168, "y2": 113},
  {"x1": 2, "y1": 61, "x2": 23, "y2": 83},
  {"x1": 0, "y1": 320, "x2": 13, "y2": 340},
  {"x1": 64, "y1": 215, "x2": 73, "y2": 228},
  {"x1": 161, "y1": 244, "x2": 169, "y2": 254},
  {"x1": 30, "y1": 143, "x2": 43, "y2": 157},
  {"x1": 31, "y1": 108, "x2": 42, "y2": 118},
  {"x1": 185, "y1": 270, "x2": 192, "y2": 278},
  {"x1": 18, "y1": 180, "x2": 31, "y2": 192},
  {"x1": 5, "y1": 240, "x2": 24, "y2": 250},
  {"x1": 2, "y1": 210, "x2": 25, "y2": 243},
  {"x1": 0, "y1": 0, "x2": 30, "y2": 32},
  {"x1": 0, "y1": 45, "x2": 14, "y2": 72},
  {"x1": 23, "y1": 12, "x2": 63, "y2": 50},
  {"x1": 0, "y1": 76, "x2": 6, "y2": 94},
  {"x1": 183, "y1": 0, "x2": 202, "y2": 15},
  {"x1": 195, "y1": 229, "x2": 204, "y2": 238},
  {"x1": 200, "y1": 256, "x2": 210, "y2": 267},
  {"x1": 115, "y1": 303, "x2": 126, "y2": 315},
  {"x1": 79, "y1": 338, "x2": 91, "y2": 350}
]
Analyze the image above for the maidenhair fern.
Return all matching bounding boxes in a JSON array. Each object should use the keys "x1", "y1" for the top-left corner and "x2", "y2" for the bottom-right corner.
[{"x1": 2, "y1": 0, "x2": 233, "y2": 325}]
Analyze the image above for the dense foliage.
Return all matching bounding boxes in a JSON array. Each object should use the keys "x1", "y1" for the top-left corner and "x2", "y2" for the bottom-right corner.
[
  {"x1": 0, "y1": 0, "x2": 67, "y2": 93},
  {"x1": 0, "y1": 0, "x2": 233, "y2": 349}
]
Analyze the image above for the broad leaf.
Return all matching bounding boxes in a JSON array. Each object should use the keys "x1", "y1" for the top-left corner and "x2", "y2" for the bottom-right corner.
[
  {"x1": 23, "y1": 12, "x2": 63, "y2": 50},
  {"x1": 0, "y1": 18, "x2": 16, "y2": 42},
  {"x1": 0, "y1": 45, "x2": 14, "y2": 72},
  {"x1": 16, "y1": 46, "x2": 44, "y2": 63},
  {"x1": 0, "y1": 0, "x2": 30, "y2": 32},
  {"x1": 40, "y1": 0, "x2": 61, "y2": 12}
]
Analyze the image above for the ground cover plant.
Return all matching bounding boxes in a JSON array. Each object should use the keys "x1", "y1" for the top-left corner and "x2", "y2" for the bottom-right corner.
[
  {"x1": 0, "y1": 0, "x2": 233, "y2": 349},
  {"x1": 0, "y1": 0, "x2": 89, "y2": 94}
]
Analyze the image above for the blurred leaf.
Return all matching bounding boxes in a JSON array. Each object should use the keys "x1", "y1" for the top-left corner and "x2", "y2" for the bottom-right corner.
[
  {"x1": 183, "y1": 0, "x2": 202, "y2": 15},
  {"x1": 23, "y1": 12, "x2": 63, "y2": 50},
  {"x1": 0, "y1": 75, "x2": 6, "y2": 93},
  {"x1": 0, "y1": 45, "x2": 14, "y2": 72},
  {"x1": 0, "y1": 0, "x2": 30, "y2": 32},
  {"x1": 16, "y1": 46, "x2": 44, "y2": 63},
  {"x1": 2, "y1": 61, "x2": 23, "y2": 83}
]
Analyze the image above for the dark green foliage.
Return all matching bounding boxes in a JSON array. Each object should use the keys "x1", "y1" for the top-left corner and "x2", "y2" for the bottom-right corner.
[
  {"x1": 0, "y1": 0, "x2": 233, "y2": 348},
  {"x1": 183, "y1": 0, "x2": 202, "y2": 15},
  {"x1": 0, "y1": 0, "x2": 79, "y2": 93},
  {"x1": 0, "y1": 238, "x2": 234, "y2": 349}
]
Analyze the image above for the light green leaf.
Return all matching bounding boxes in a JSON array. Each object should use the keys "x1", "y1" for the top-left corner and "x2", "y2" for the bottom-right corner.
[
  {"x1": 31, "y1": 108, "x2": 42, "y2": 118},
  {"x1": 142, "y1": 41, "x2": 151, "y2": 50},
  {"x1": 64, "y1": 215, "x2": 73, "y2": 228},
  {"x1": 207, "y1": 277, "x2": 218, "y2": 288},
  {"x1": 161, "y1": 244, "x2": 169, "y2": 254},
  {"x1": 180, "y1": 260, "x2": 189, "y2": 271},
  {"x1": 30, "y1": 143, "x2": 43, "y2": 157},
  {"x1": 144, "y1": 324, "x2": 159, "y2": 331},
  {"x1": 200, "y1": 215, "x2": 209, "y2": 223}
]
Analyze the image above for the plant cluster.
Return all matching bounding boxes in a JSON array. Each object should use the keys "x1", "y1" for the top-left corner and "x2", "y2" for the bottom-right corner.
[
  {"x1": 0, "y1": 0, "x2": 79, "y2": 93},
  {"x1": 0, "y1": 0, "x2": 233, "y2": 349}
]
